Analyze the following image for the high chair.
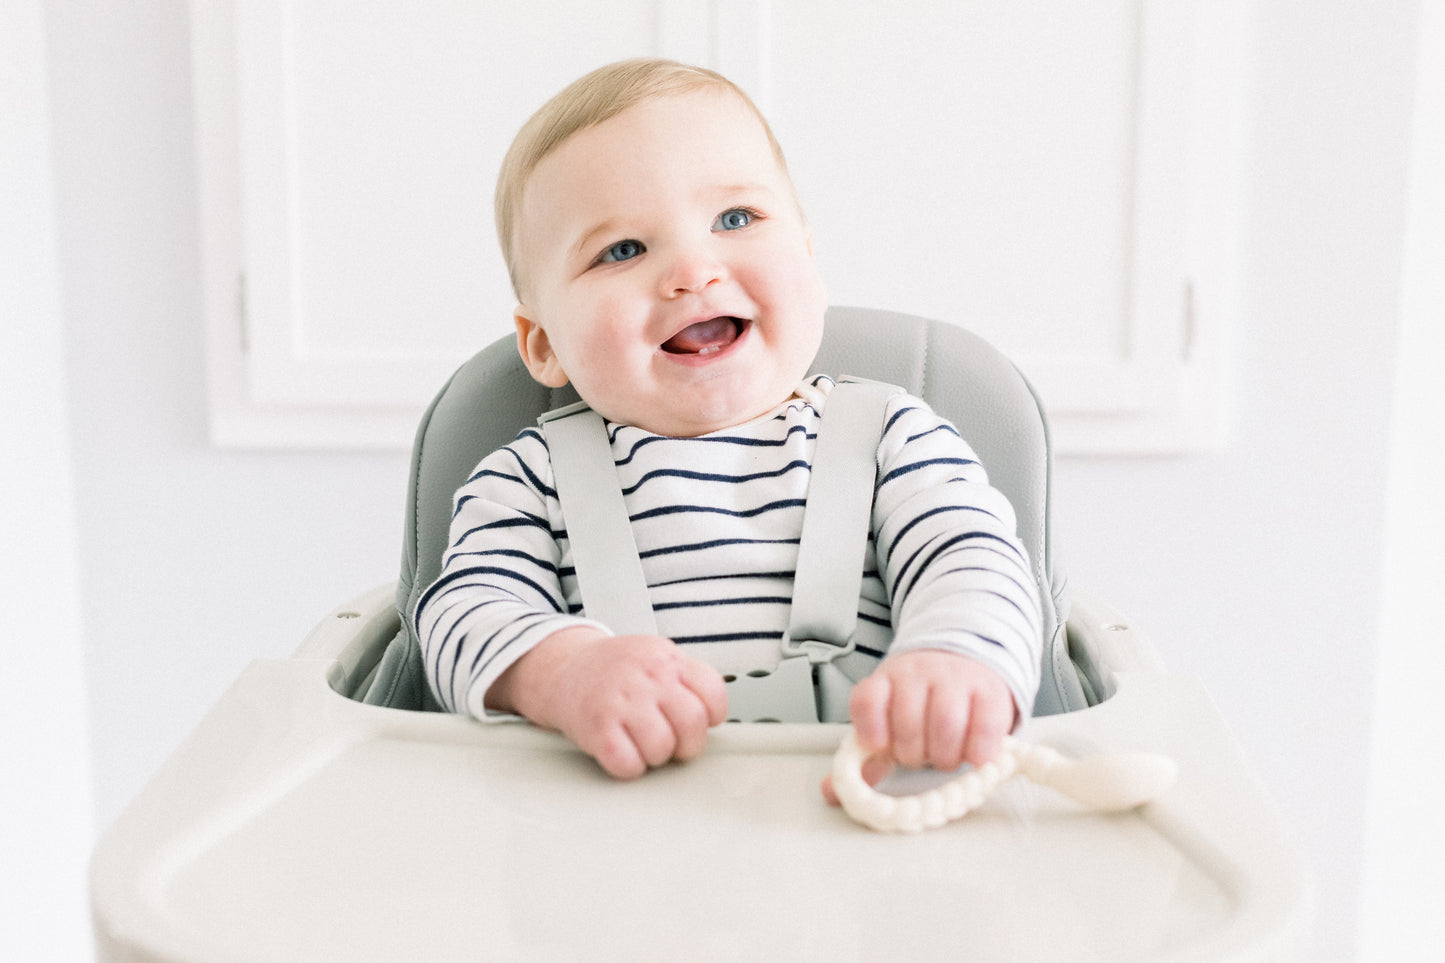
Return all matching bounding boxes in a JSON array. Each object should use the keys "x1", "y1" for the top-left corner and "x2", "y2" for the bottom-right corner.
[{"x1": 90, "y1": 307, "x2": 1308, "y2": 961}]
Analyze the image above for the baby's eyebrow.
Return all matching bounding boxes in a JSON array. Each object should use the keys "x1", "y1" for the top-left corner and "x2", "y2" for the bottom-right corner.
[
  {"x1": 571, "y1": 217, "x2": 627, "y2": 261},
  {"x1": 710, "y1": 182, "x2": 775, "y2": 202}
]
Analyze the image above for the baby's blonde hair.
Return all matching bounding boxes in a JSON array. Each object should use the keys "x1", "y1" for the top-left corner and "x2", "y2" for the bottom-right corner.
[{"x1": 495, "y1": 58, "x2": 793, "y2": 298}]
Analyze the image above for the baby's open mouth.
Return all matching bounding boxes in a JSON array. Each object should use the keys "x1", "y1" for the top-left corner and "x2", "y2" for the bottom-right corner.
[{"x1": 661, "y1": 317, "x2": 746, "y2": 355}]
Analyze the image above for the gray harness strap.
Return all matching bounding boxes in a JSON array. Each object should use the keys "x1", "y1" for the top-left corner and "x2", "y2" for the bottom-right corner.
[
  {"x1": 540, "y1": 379, "x2": 900, "y2": 723},
  {"x1": 787, "y1": 379, "x2": 899, "y2": 654},
  {"x1": 729, "y1": 378, "x2": 899, "y2": 722},
  {"x1": 539, "y1": 403, "x2": 659, "y2": 637}
]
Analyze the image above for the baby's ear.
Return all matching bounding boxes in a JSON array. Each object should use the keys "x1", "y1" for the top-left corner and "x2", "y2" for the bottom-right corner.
[{"x1": 514, "y1": 309, "x2": 569, "y2": 388}]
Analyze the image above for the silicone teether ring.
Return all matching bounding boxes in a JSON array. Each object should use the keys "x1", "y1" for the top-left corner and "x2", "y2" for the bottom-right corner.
[
  {"x1": 831, "y1": 731, "x2": 1177, "y2": 833},
  {"x1": 832, "y1": 731, "x2": 1029, "y2": 832}
]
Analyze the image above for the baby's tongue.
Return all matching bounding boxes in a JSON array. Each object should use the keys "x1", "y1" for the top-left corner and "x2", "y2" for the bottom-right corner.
[{"x1": 662, "y1": 317, "x2": 738, "y2": 354}]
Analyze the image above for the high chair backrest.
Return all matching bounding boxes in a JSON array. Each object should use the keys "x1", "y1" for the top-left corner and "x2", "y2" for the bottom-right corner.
[{"x1": 360, "y1": 306, "x2": 1086, "y2": 716}]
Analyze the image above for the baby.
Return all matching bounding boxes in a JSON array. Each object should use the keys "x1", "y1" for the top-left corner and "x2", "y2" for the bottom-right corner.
[{"x1": 415, "y1": 59, "x2": 1042, "y2": 796}]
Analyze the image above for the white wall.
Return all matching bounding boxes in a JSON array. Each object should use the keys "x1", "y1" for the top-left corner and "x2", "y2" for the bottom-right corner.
[
  {"x1": 13, "y1": 1, "x2": 1431, "y2": 960},
  {"x1": 39, "y1": 0, "x2": 411, "y2": 834},
  {"x1": 1358, "y1": 2, "x2": 1445, "y2": 958},
  {"x1": 1055, "y1": 3, "x2": 1417, "y2": 958},
  {"x1": 1, "y1": 3, "x2": 96, "y2": 960}
]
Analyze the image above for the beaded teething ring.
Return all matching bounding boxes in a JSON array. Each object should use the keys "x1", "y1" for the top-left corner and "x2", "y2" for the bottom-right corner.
[{"x1": 831, "y1": 731, "x2": 1179, "y2": 833}]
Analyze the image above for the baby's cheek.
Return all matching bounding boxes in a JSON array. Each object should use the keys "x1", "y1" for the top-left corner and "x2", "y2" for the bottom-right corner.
[{"x1": 784, "y1": 259, "x2": 828, "y2": 320}]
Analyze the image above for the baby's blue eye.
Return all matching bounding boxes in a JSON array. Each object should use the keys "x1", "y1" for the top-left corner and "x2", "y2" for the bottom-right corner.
[
  {"x1": 714, "y1": 209, "x2": 753, "y2": 231},
  {"x1": 601, "y1": 239, "x2": 643, "y2": 263}
]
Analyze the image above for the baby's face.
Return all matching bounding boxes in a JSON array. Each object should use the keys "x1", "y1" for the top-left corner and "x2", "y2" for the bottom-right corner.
[{"x1": 512, "y1": 89, "x2": 827, "y2": 437}]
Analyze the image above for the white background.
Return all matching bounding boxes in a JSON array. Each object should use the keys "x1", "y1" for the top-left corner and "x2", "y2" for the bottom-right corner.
[
  {"x1": 3, "y1": 2, "x2": 1442, "y2": 960},
  {"x1": 203, "y1": 0, "x2": 1239, "y2": 454}
]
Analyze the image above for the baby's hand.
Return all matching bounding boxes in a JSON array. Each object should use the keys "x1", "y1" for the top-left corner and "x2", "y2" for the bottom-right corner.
[
  {"x1": 823, "y1": 650, "x2": 1017, "y2": 804},
  {"x1": 487, "y1": 627, "x2": 728, "y2": 780}
]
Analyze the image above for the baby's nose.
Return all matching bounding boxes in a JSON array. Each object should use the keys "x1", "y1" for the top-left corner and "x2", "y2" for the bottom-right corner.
[{"x1": 661, "y1": 247, "x2": 724, "y2": 296}]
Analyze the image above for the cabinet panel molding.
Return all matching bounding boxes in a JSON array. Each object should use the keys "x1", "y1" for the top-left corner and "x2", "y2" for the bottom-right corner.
[{"x1": 193, "y1": 0, "x2": 1243, "y2": 453}]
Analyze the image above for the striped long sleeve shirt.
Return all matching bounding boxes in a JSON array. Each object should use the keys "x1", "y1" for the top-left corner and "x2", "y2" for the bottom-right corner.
[{"x1": 415, "y1": 376, "x2": 1042, "y2": 721}]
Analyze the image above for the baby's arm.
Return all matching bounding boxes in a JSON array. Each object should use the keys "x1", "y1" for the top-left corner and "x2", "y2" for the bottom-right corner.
[
  {"x1": 822, "y1": 396, "x2": 1040, "y2": 801},
  {"x1": 485, "y1": 626, "x2": 727, "y2": 779},
  {"x1": 418, "y1": 432, "x2": 728, "y2": 776},
  {"x1": 872, "y1": 396, "x2": 1041, "y2": 714}
]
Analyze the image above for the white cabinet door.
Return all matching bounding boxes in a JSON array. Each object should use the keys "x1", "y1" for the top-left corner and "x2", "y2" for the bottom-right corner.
[{"x1": 193, "y1": 0, "x2": 1244, "y2": 453}]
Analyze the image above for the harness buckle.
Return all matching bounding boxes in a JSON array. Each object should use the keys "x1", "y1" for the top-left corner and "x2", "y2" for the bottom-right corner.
[{"x1": 780, "y1": 631, "x2": 856, "y2": 665}]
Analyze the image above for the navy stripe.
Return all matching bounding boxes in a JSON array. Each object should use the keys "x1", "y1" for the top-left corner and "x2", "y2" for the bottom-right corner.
[
  {"x1": 455, "y1": 468, "x2": 554, "y2": 510},
  {"x1": 879, "y1": 456, "x2": 978, "y2": 487},
  {"x1": 419, "y1": 564, "x2": 566, "y2": 617},
  {"x1": 445, "y1": 547, "x2": 560, "y2": 576},
  {"x1": 886, "y1": 504, "x2": 1001, "y2": 559},
  {"x1": 905, "y1": 575, "x2": 1039, "y2": 633},
  {"x1": 653, "y1": 595, "x2": 792, "y2": 612},
  {"x1": 650, "y1": 569, "x2": 797, "y2": 588},
  {"x1": 640, "y1": 536, "x2": 799, "y2": 560},
  {"x1": 857, "y1": 610, "x2": 891, "y2": 628},
  {"x1": 882, "y1": 405, "x2": 918, "y2": 435},
  {"x1": 461, "y1": 466, "x2": 522, "y2": 489},
  {"x1": 621, "y1": 460, "x2": 809, "y2": 496},
  {"x1": 465, "y1": 442, "x2": 555, "y2": 496},
  {"x1": 630, "y1": 497, "x2": 806, "y2": 524},
  {"x1": 615, "y1": 424, "x2": 815, "y2": 466},
  {"x1": 974, "y1": 588, "x2": 1039, "y2": 630},
  {"x1": 450, "y1": 513, "x2": 550, "y2": 550},
  {"x1": 895, "y1": 531, "x2": 1023, "y2": 602},
  {"x1": 465, "y1": 612, "x2": 550, "y2": 685},
  {"x1": 507, "y1": 446, "x2": 556, "y2": 497},
  {"x1": 433, "y1": 596, "x2": 514, "y2": 705},
  {"x1": 929, "y1": 565, "x2": 1038, "y2": 622},
  {"x1": 674, "y1": 631, "x2": 785, "y2": 644},
  {"x1": 905, "y1": 422, "x2": 961, "y2": 445}
]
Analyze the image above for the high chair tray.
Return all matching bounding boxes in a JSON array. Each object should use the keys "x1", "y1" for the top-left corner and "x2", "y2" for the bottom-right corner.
[{"x1": 91, "y1": 599, "x2": 1306, "y2": 962}]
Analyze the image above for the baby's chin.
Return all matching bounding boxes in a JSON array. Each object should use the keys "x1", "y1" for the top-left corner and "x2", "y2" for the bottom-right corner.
[{"x1": 628, "y1": 387, "x2": 800, "y2": 438}]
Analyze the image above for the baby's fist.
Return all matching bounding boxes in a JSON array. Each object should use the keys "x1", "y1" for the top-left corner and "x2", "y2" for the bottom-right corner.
[{"x1": 848, "y1": 650, "x2": 1016, "y2": 772}]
